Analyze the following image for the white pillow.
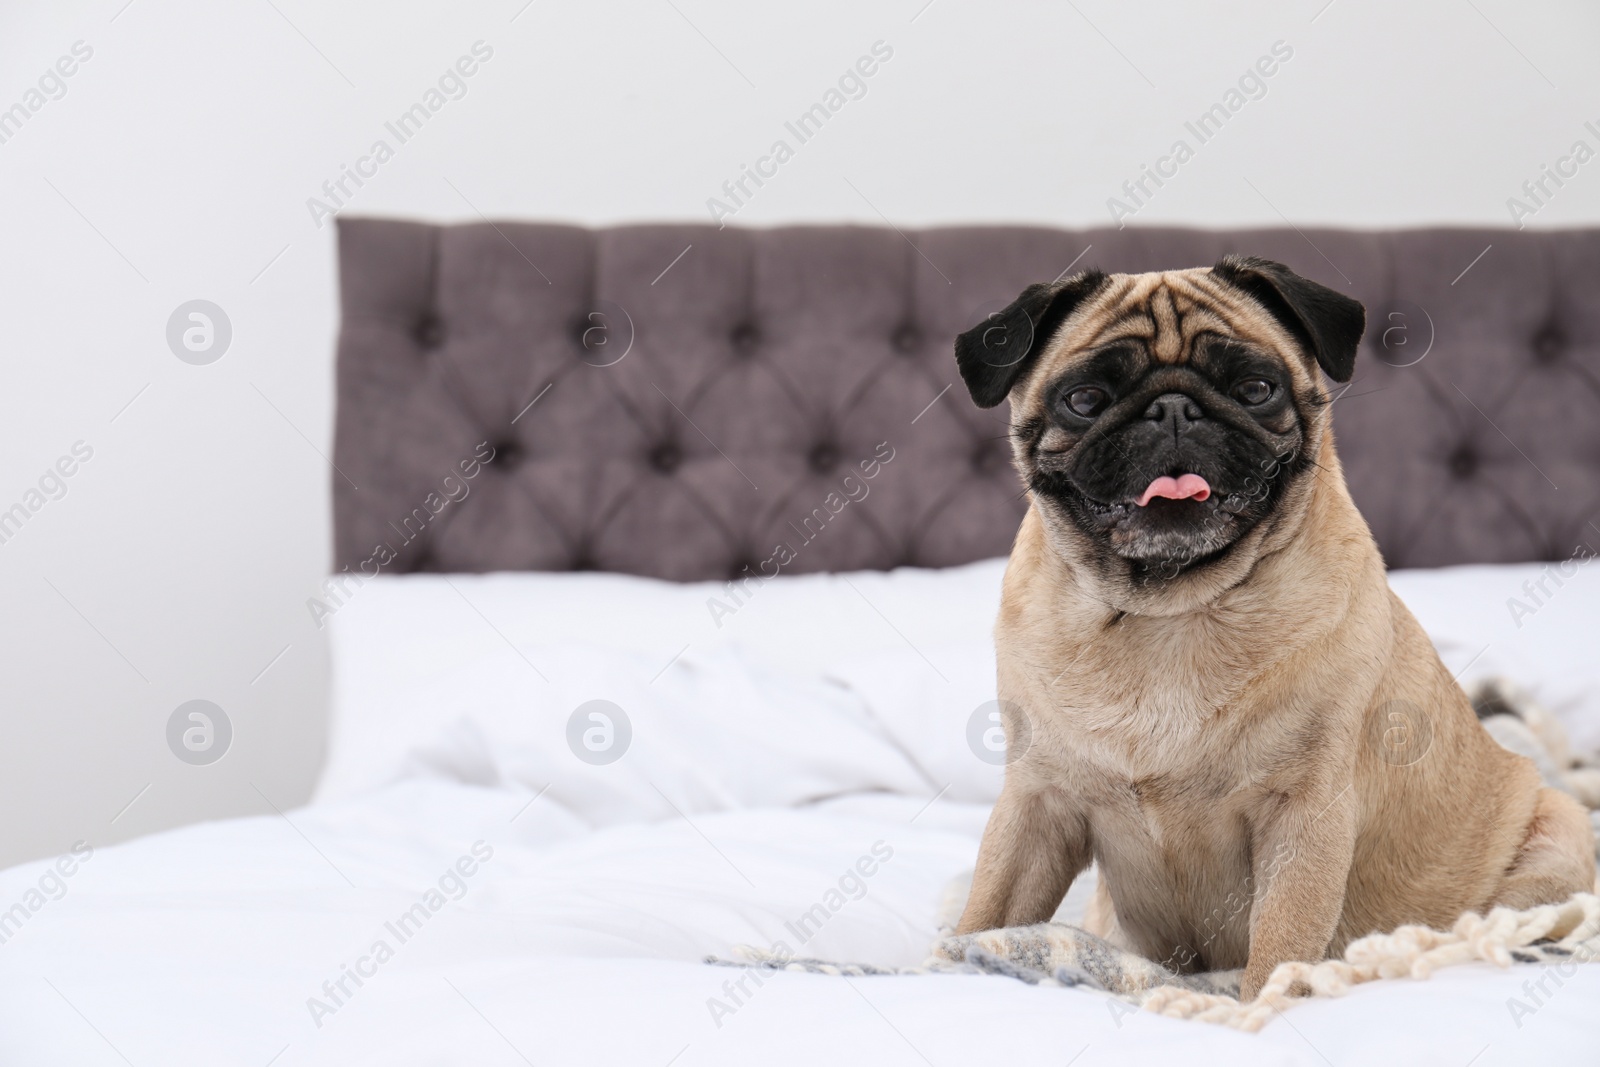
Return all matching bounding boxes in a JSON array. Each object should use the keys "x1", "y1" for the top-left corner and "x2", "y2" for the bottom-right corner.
[
  {"x1": 822, "y1": 562, "x2": 1600, "y2": 805},
  {"x1": 318, "y1": 559, "x2": 1600, "y2": 813},
  {"x1": 318, "y1": 562, "x2": 1006, "y2": 803},
  {"x1": 320, "y1": 637, "x2": 932, "y2": 823},
  {"x1": 823, "y1": 642, "x2": 1004, "y2": 804},
  {"x1": 1387, "y1": 562, "x2": 1600, "y2": 755}
]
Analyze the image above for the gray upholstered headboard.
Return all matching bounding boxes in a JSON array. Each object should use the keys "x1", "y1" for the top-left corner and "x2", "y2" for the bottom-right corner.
[{"x1": 331, "y1": 220, "x2": 1600, "y2": 579}]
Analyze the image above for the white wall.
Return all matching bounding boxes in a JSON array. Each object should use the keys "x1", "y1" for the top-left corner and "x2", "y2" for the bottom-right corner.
[{"x1": 1, "y1": 0, "x2": 1596, "y2": 868}]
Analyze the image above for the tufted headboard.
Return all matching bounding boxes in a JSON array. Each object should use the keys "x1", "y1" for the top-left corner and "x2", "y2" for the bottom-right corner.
[{"x1": 331, "y1": 220, "x2": 1600, "y2": 579}]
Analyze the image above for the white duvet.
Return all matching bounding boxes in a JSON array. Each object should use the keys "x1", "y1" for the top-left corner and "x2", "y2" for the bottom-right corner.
[{"x1": 2, "y1": 559, "x2": 1598, "y2": 1066}]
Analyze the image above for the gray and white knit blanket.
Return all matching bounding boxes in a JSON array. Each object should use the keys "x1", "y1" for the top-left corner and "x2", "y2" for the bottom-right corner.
[{"x1": 710, "y1": 680, "x2": 1600, "y2": 1031}]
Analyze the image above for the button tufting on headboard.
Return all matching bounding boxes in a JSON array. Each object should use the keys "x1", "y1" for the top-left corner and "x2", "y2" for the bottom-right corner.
[
  {"x1": 730, "y1": 322, "x2": 760, "y2": 355},
  {"x1": 1533, "y1": 324, "x2": 1565, "y2": 363},
  {"x1": 332, "y1": 220, "x2": 1600, "y2": 578},
  {"x1": 649, "y1": 441, "x2": 682, "y2": 474},
  {"x1": 413, "y1": 312, "x2": 445, "y2": 349},
  {"x1": 808, "y1": 442, "x2": 840, "y2": 474},
  {"x1": 970, "y1": 439, "x2": 1005, "y2": 474}
]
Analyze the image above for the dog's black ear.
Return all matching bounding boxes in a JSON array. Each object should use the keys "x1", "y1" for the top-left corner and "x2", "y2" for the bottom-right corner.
[
  {"x1": 1210, "y1": 255, "x2": 1365, "y2": 383},
  {"x1": 953, "y1": 270, "x2": 1109, "y2": 408}
]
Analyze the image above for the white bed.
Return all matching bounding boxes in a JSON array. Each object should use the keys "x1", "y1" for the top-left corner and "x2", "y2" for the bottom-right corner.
[{"x1": 2, "y1": 559, "x2": 1597, "y2": 1066}]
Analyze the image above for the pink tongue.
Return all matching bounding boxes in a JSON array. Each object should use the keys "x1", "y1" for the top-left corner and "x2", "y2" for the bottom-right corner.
[{"x1": 1136, "y1": 473, "x2": 1211, "y2": 507}]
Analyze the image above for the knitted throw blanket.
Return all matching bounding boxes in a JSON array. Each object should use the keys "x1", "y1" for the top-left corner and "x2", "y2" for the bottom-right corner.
[{"x1": 709, "y1": 680, "x2": 1600, "y2": 1032}]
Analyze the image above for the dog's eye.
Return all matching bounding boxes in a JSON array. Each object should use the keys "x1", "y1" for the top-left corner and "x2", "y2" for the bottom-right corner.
[
  {"x1": 1063, "y1": 386, "x2": 1109, "y2": 418},
  {"x1": 1232, "y1": 378, "x2": 1274, "y2": 405}
]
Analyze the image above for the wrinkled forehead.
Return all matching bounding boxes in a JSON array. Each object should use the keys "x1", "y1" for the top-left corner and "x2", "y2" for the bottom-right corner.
[{"x1": 1041, "y1": 267, "x2": 1307, "y2": 379}]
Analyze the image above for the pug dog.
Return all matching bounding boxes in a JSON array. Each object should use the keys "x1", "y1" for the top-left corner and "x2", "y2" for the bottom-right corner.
[{"x1": 951, "y1": 256, "x2": 1595, "y2": 1002}]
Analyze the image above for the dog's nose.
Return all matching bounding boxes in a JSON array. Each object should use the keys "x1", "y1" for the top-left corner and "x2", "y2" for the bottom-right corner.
[{"x1": 1144, "y1": 393, "x2": 1203, "y2": 433}]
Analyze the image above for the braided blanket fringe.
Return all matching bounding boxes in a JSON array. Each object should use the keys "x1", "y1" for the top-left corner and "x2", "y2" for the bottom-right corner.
[
  {"x1": 1138, "y1": 892, "x2": 1600, "y2": 1031},
  {"x1": 709, "y1": 892, "x2": 1600, "y2": 1032},
  {"x1": 705, "y1": 679, "x2": 1600, "y2": 1030}
]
